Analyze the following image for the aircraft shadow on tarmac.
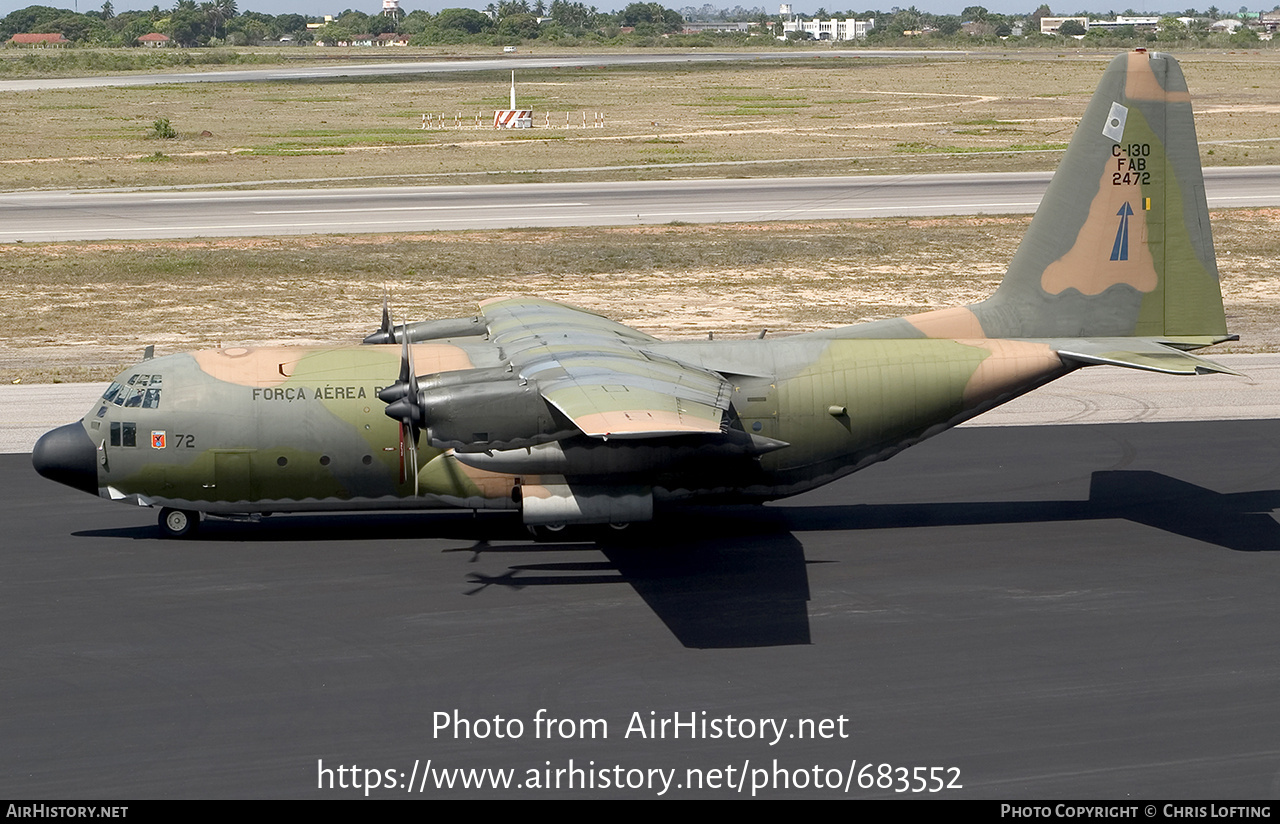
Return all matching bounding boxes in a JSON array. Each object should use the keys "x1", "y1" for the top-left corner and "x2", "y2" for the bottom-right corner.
[
  {"x1": 72, "y1": 469, "x2": 1280, "y2": 649},
  {"x1": 772, "y1": 470, "x2": 1280, "y2": 554}
]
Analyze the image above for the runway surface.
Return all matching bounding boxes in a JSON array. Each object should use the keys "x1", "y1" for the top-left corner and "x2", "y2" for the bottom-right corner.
[
  {"x1": 0, "y1": 50, "x2": 970, "y2": 93},
  {"x1": 1, "y1": 166, "x2": 1275, "y2": 241},
  {"x1": 4, "y1": 418, "x2": 1280, "y2": 798}
]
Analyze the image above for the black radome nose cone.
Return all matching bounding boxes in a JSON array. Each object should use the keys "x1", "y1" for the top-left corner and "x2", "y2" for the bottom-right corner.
[{"x1": 32, "y1": 422, "x2": 98, "y2": 496}]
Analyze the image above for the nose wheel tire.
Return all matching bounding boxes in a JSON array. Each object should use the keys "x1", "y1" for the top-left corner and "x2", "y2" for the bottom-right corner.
[{"x1": 159, "y1": 507, "x2": 200, "y2": 539}]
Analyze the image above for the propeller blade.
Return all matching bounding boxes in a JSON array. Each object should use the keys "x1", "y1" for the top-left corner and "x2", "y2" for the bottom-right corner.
[
  {"x1": 378, "y1": 318, "x2": 425, "y2": 495},
  {"x1": 400, "y1": 329, "x2": 411, "y2": 385},
  {"x1": 406, "y1": 335, "x2": 420, "y2": 412},
  {"x1": 362, "y1": 294, "x2": 398, "y2": 345},
  {"x1": 406, "y1": 339, "x2": 421, "y2": 496},
  {"x1": 398, "y1": 421, "x2": 406, "y2": 484},
  {"x1": 409, "y1": 427, "x2": 419, "y2": 497},
  {"x1": 380, "y1": 330, "x2": 414, "y2": 405}
]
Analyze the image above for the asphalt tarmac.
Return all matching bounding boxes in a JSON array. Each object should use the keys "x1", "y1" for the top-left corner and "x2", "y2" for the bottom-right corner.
[
  {"x1": 5, "y1": 419, "x2": 1280, "y2": 798},
  {"x1": 2, "y1": 167, "x2": 1275, "y2": 241},
  {"x1": 0, "y1": 51, "x2": 971, "y2": 93}
]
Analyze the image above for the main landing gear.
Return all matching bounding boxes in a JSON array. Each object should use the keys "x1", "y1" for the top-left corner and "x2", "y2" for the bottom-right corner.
[
  {"x1": 526, "y1": 522, "x2": 634, "y2": 543},
  {"x1": 158, "y1": 507, "x2": 201, "y2": 539}
]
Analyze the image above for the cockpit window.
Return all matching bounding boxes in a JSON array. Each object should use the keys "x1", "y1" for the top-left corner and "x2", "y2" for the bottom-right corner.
[{"x1": 107, "y1": 375, "x2": 161, "y2": 409}]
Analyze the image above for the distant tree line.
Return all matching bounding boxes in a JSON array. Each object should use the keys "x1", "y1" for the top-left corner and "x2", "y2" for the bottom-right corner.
[{"x1": 0, "y1": 1, "x2": 1274, "y2": 48}]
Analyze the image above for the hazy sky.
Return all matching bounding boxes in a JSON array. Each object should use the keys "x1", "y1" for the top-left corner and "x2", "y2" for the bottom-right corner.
[{"x1": 0, "y1": 1, "x2": 1182, "y2": 22}]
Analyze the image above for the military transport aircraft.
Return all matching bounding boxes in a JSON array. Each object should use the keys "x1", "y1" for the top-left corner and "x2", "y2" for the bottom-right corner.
[{"x1": 34, "y1": 50, "x2": 1237, "y2": 538}]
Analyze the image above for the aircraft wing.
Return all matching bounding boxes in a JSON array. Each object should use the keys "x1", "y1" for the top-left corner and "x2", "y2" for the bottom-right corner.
[{"x1": 479, "y1": 297, "x2": 732, "y2": 438}]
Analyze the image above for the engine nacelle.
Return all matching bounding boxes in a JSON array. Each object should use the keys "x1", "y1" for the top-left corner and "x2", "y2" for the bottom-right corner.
[
  {"x1": 453, "y1": 432, "x2": 788, "y2": 476},
  {"x1": 363, "y1": 316, "x2": 486, "y2": 345},
  {"x1": 418, "y1": 379, "x2": 572, "y2": 450}
]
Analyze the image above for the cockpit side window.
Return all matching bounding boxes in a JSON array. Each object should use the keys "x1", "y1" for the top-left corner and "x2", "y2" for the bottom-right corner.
[{"x1": 110, "y1": 422, "x2": 137, "y2": 448}]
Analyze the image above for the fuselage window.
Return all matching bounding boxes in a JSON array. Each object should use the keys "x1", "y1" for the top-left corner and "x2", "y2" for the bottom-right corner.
[{"x1": 142, "y1": 388, "x2": 161, "y2": 409}]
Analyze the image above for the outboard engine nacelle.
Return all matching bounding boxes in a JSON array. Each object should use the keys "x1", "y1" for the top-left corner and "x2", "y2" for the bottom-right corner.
[{"x1": 363, "y1": 316, "x2": 486, "y2": 345}]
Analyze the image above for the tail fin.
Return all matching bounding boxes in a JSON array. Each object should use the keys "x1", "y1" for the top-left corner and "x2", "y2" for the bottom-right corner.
[{"x1": 974, "y1": 49, "x2": 1227, "y2": 341}]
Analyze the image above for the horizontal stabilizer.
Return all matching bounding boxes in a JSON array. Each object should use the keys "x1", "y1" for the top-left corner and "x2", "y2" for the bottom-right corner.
[{"x1": 1054, "y1": 338, "x2": 1242, "y2": 376}]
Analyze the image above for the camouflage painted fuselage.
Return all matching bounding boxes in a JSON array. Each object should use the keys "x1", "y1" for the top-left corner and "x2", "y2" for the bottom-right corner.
[{"x1": 86, "y1": 333, "x2": 1067, "y2": 516}]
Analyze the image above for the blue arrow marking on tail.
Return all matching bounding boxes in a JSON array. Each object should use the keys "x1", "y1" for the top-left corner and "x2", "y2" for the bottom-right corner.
[{"x1": 1110, "y1": 202, "x2": 1133, "y2": 261}]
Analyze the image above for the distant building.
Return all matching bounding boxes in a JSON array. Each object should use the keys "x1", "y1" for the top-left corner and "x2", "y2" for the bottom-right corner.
[
  {"x1": 8, "y1": 33, "x2": 70, "y2": 47},
  {"x1": 136, "y1": 33, "x2": 171, "y2": 47},
  {"x1": 1039, "y1": 16, "x2": 1088, "y2": 34},
  {"x1": 781, "y1": 17, "x2": 875, "y2": 40},
  {"x1": 1086, "y1": 15, "x2": 1160, "y2": 31}
]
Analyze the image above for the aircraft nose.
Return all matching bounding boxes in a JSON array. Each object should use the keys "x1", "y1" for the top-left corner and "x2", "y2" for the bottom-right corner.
[{"x1": 32, "y1": 422, "x2": 98, "y2": 496}]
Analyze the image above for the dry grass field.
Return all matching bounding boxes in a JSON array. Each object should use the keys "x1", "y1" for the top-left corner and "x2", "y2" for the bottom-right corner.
[
  {"x1": 2, "y1": 207, "x2": 1276, "y2": 384},
  {"x1": 1, "y1": 50, "x2": 1277, "y2": 191},
  {"x1": 1, "y1": 50, "x2": 1277, "y2": 383}
]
